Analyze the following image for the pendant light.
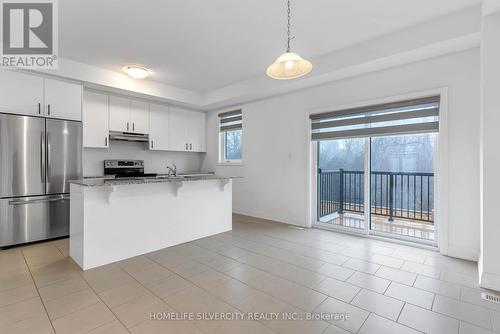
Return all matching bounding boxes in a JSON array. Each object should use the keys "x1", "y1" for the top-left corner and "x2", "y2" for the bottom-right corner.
[{"x1": 266, "y1": 0, "x2": 312, "y2": 80}]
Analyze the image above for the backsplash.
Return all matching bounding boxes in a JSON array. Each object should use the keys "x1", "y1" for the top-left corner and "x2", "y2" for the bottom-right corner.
[{"x1": 83, "y1": 140, "x2": 204, "y2": 177}]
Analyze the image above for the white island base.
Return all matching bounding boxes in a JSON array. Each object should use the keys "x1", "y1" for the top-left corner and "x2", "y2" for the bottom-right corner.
[{"x1": 69, "y1": 179, "x2": 232, "y2": 270}]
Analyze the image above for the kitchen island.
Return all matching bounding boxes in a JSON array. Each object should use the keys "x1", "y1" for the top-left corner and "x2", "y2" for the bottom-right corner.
[{"x1": 69, "y1": 176, "x2": 235, "y2": 270}]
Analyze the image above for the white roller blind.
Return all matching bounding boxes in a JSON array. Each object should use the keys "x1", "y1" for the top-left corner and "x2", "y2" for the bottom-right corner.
[
  {"x1": 219, "y1": 109, "x2": 242, "y2": 132},
  {"x1": 310, "y1": 96, "x2": 440, "y2": 141}
]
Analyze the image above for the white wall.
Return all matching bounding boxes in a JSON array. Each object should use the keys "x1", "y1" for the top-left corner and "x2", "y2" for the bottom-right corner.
[
  {"x1": 202, "y1": 49, "x2": 480, "y2": 260},
  {"x1": 479, "y1": 9, "x2": 500, "y2": 291},
  {"x1": 84, "y1": 141, "x2": 203, "y2": 177}
]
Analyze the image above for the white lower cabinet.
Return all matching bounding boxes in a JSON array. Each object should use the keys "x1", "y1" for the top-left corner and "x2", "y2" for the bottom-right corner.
[
  {"x1": 149, "y1": 104, "x2": 169, "y2": 150},
  {"x1": 83, "y1": 91, "x2": 109, "y2": 148}
]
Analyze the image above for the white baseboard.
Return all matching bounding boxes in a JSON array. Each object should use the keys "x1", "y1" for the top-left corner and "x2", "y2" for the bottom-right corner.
[
  {"x1": 232, "y1": 208, "x2": 306, "y2": 228},
  {"x1": 480, "y1": 271, "x2": 500, "y2": 292},
  {"x1": 446, "y1": 245, "x2": 480, "y2": 262}
]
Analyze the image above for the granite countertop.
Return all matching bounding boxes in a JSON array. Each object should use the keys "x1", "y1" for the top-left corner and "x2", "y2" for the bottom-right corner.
[{"x1": 70, "y1": 175, "x2": 239, "y2": 187}]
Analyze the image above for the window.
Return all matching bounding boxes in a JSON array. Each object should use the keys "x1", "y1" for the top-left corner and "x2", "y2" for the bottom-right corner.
[{"x1": 219, "y1": 109, "x2": 242, "y2": 163}]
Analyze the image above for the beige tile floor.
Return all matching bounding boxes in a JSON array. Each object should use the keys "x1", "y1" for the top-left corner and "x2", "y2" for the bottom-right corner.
[{"x1": 0, "y1": 214, "x2": 499, "y2": 334}]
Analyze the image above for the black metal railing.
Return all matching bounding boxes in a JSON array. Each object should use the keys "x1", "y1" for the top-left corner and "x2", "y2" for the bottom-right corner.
[{"x1": 318, "y1": 169, "x2": 434, "y2": 223}]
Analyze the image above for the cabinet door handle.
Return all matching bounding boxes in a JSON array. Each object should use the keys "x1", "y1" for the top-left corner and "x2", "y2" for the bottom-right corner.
[
  {"x1": 127, "y1": 122, "x2": 129, "y2": 131},
  {"x1": 105, "y1": 137, "x2": 108, "y2": 146},
  {"x1": 38, "y1": 103, "x2": 41, "y2": 114},
  {"x1": 189, "y1": 143, "x2": 192, "y2": 150},
  {"x1": 132, "y1": 123, "x2": 135, "y2": 131},
  {"x1": 185, "y1": 143, "x2": 188, "y2": 150},
  {"x1": 47, "y1": 104, "x2": 51, "y2": 115},
  {"x1": 151, "y1": 140, "x2": 154, "y2": 149}
]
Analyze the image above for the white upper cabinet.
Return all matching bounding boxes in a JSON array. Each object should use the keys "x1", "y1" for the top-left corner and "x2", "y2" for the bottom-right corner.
[
  {"x1": 0, "y1": 71, "x2": 206, "y2": 153},
  {"x1": 83, "y1": 91, "x2": 109, "y2": 148},
  {"x1": 149, "y1": 104, "x2": 169, "y2": 151},
  {"x1": 167, "y1": 108, "x2": 206, "y2": 152},
  {"x1": 109, "y1": 96, "x2": 150, "y2": 134},
  {"x1": 0, "y1": 71, "x2": 82, "y2": 120},
  {"x1": 130, "y1": 100, "x2": 149, "y2": 134},
  {"x1": 44, "y1": 78, "x2": 82, "y2": 121},
  {"x1": 109, "y1": 96, "x2": 130, "y2": 132},
  {"x1": 168, "y1": 107, "x2": 189, "y2": 151},
  {"x1": 0, "y1": 70, "x2": 44, "y2": 116},
  {"x1": 187, "y1": 111, "x2": 206, "y2": 152}
]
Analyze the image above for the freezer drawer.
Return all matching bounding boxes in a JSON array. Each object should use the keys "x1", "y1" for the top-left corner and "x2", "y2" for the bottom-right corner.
[{"x1": 0, "y1": 195, "x2": 69, "y2": 247}]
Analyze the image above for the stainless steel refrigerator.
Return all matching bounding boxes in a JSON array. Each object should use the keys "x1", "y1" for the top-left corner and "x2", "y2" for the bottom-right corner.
[{"x1": 0, "y1": 113, "x2": 82, "y2": 247}]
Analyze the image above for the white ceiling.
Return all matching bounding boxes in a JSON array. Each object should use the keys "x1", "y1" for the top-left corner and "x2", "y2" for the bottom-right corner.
[{"x1": 60, "y1": 0, "x2": 479, "y2": 93}]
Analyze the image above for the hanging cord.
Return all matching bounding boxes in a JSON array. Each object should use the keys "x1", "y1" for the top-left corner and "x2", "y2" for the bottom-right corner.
[{"x1": 286, "y1": 0, "x2": 295, "y2": 52}]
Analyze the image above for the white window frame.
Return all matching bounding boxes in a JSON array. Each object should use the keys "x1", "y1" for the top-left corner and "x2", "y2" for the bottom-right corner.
[{"x1": 218, "y1": 113, "x2": 243, "y2": 165}]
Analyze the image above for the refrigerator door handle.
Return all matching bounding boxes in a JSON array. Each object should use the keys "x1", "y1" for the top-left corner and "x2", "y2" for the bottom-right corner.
[
  {"x1": 46, "y1": 132, "x2": 51, "y2": 187},
  {"x1": 8, "y1": 194, "x2": 70, "y2": 205},
  {"x1": 41, "y1": 132, "x2": 45, "y2": 183}
]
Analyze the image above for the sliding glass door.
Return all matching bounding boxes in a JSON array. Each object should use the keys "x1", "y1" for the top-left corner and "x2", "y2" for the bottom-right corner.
[
  {"x1": 317, "y1": 138, "x2": 366, "y2": 231},
  {"x1": 312, "y1": 95, "x2": 440, "y2": 245},
  {"x1": 370, "y1": 133, "x2": 436, "y2": 241}
]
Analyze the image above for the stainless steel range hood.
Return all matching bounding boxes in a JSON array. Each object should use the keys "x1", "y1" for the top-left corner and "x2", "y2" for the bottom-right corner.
[{"x1": 109, "y1": 131, "x2": 149, "y2": 142}]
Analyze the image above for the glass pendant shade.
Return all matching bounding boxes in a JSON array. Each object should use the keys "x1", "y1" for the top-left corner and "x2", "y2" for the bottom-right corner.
[
  {"x1": 122, "y1": 65, "x2": 152, "y2": 79},
  {"x1": 266, "y1": 52, "x2": 313, "y2": 80}
]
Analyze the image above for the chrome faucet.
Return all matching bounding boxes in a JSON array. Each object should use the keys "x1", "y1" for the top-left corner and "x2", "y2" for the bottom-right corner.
[{"x1": 166, "y1": 163, "x2": 177, "y2": 177}]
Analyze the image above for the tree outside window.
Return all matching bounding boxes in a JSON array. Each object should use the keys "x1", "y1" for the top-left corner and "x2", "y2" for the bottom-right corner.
[{"x1": 224, "y1": 129, "x2": 242, "y2": 161}]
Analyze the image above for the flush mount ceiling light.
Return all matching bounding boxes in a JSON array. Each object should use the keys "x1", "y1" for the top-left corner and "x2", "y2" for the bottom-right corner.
[
  {"x1": 122, "y1": 65, "x2": 152, "y2": 79},
  {"x1": 266, "y1": 0, "x2": 312, "y2": 80}
]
